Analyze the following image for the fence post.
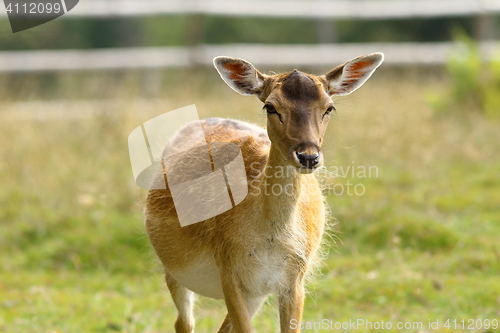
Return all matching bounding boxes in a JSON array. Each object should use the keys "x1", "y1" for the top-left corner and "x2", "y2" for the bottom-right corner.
[
  {"x1": 474, "y1": 14, "x2": 496, "y2": 41},
  {"x1": 316, "y1": 18, "x2": 337, "y2": 44},
  {"x1": 186, "y1": 13, "x2": 205, "y2": 66}
]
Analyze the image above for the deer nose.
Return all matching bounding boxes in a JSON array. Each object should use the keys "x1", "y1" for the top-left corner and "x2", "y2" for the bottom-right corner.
[{"x1": 296, "y1": 152, "x2": 320, "y2": 169}]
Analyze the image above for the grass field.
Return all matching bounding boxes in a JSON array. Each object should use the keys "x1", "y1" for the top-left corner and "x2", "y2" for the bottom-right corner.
[{"x1": 1, "y1": 66, "x2": 499, "y2": 333}]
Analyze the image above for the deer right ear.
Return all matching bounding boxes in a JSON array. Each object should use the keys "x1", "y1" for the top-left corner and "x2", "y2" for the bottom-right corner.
[
  {"x1": 213, "y1": 57, "x2": 266, "y2": 96},
  {"x1": 324, "y1": 52, "x2": 384, "y2": 96}
]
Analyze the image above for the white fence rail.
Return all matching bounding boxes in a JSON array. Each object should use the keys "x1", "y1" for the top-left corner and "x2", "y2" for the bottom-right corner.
[
  {"x1": 0, "y1": 42, "x2": 499, "y2": 72},
  {"x1": 33, "y1": 1, "x2": 500, "y2": 19},
  {"x1": 0, "y1": 0, "x2": 499, "y2": 18}
]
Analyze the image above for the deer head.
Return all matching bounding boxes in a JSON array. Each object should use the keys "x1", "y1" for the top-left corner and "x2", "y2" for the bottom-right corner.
[{"x1": 214, "y1": 53, "x2": 384, "y2": 174}]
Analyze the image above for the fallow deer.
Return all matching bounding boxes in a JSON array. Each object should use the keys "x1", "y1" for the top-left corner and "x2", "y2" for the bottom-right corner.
[{"x1": 145, "y1": 53, "x2": 384, "y2": 332}]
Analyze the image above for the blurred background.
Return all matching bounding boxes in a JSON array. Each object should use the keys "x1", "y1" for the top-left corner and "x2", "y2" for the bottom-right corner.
[{"x1": 1, "y1": 1, "x2": 500, "y2": 332}]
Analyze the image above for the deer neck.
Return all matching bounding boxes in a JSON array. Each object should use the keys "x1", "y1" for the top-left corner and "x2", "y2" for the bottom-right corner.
[{"x1": 254, "y1": 144, "x2": 303, "y2": 231}]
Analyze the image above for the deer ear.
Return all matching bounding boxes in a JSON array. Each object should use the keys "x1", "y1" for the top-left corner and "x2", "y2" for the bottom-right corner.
[
  {"x1": 324, "y1": 52, "x2": 384, "y2": 96},
  {"x1": 213, "y1": 57, "x2": 266, "y2": 96}
]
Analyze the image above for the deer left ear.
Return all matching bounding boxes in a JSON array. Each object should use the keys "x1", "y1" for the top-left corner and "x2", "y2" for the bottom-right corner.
[
  {"x1": 213, "y1": 57, "x2": 267, "y2": 96},
  {"x1": 324, "y1": 52, "x2": 384, "y2": 96}
]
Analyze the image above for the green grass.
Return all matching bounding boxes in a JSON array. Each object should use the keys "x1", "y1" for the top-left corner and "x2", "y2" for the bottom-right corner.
[{"x1": 1, "y1": 68, "x2": 500, "y2": 332}]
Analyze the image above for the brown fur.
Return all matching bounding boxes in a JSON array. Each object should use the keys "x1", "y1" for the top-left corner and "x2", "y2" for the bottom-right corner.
[{"x1": 145, "y1": 54, "x2": 383, "y2": 332}]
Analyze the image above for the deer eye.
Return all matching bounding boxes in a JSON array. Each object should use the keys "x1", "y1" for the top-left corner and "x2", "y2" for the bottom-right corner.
[
  {"x1": 325, "y1": 106, "x2": 336, "y2": 114},
  {"x1": 263, "y1": 104, "x2": 277, "y2": 114},
  {"x1": 263, "y1": 104, "x2": 283, "y2": 123},
  {"x1": 323, "y1": 105, "x2": 336, "y2": 118}
]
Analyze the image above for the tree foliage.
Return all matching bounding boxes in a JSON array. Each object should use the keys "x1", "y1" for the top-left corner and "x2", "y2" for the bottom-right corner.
[{"x1": 427, "y1": 30, "x2": 500, "y2": 119}]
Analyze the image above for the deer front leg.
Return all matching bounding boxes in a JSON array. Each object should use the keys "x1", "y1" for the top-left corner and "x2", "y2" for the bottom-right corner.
[
  {"x1": 279, "y1": 277, "x2": 305, "y2": 333},
  {"x1": 220, "y1": 268, "x2": 253, "y2": 333}
]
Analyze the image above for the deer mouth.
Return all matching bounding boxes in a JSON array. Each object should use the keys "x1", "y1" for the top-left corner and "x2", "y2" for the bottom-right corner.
[{"x1": 296, "y1": 166, "x2": 319, "y2": 174}]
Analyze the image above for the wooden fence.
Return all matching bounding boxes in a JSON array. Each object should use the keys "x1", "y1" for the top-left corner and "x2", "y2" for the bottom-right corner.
[{"x1": 0, "y1": 0, "x2": 498, "y2": 71}]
